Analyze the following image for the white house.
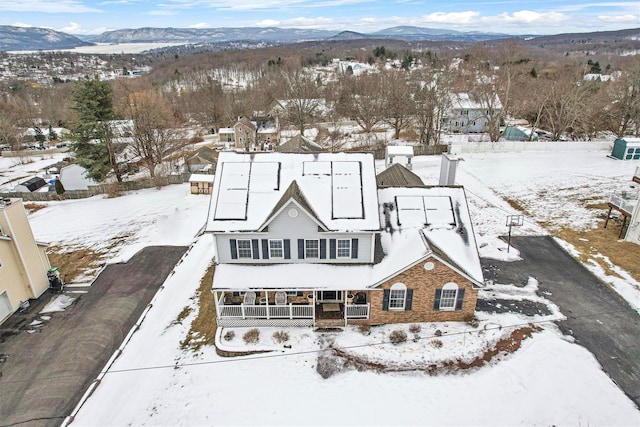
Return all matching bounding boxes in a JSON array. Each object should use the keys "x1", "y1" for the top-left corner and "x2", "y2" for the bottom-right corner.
[{"x1": 443, "y1": 92, "x2": 502, "y2": 133}]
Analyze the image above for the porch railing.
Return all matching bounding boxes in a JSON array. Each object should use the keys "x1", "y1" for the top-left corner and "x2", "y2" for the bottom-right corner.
[
  {"x1": 345, "y1": 303, "x2": 370, "y2": 319},
  {"x1": 218, "y1": 303, "x2": 314, "y2": 320}
]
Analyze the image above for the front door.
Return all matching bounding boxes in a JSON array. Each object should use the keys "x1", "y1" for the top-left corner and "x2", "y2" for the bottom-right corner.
[{"x1": 317, "y1": 291, "x2": 343, "y2": 302}]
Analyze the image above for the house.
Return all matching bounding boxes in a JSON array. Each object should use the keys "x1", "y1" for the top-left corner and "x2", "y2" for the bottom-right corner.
[
  {"x1": 206, "y1": 152, "x2": 483, "y2": 328},
  {"x1": 255, "y1": 116, "x2": 279, "y2": 148},
  {"x1": 443, "y1": 92, "x2": 502, "y2": 133},
  {"x1": 59, "y1": 164, "x2": 96, "y2": 191},
  {"x1": 233, "y1": 117, "x2": 257, "y2": 150},
  {"x1": 189, "y1": 174, "x2": 215, "y2": 195},
  {"x1": 186, "y1": 146, "x2": 219, "y2": 173},
  {"x1": 218, "y1": 128, "x2": 235, "y2": 145},
  {"x1": 611, "y1": 137, "x2": 640, "y2": 160},
  {"x1": 277, "y1": 135, "x2": 326, "y2": 153},
  {"x1": 14, "y1": 177, "x2": 48, "y2": 193},
  {"x1": 0, "y1": 198, "x2": 51, "y2": 325}
]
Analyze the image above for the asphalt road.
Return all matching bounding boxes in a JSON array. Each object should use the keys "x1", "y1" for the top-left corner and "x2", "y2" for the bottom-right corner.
[
  {"x1": 0, "y1": 245, "x2": 187, "y2": 427},
  {"x1": 482, "y1": 235, "x2": 640, "y2": 408}
]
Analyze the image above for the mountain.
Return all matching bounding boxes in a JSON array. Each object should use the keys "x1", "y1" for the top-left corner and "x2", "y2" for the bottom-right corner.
[
  {"x1": 0, "y1": 26, "x2": 92, "y2": 51},
  {"x1": 94, "y1": 27, "x2": 336, "y2": 44},
  {"x1": 371, "y1": 26, "x2": 507, "y2": 41}
]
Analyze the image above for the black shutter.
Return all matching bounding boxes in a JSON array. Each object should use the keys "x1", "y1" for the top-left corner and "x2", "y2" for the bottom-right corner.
[
  {"x1": 284, "y1": 239, "x2": 291, "y2": 259},
  {"x1": 382, "y1": 289, "x2": 390, "y2": 311},
  {"x1": 297, "y1": 291, "x2": 303, "y2": 297},
  {"x1": 455, "y1": 288, "x2": 465, "y2": 310},
  {"x1": 255, "y1": 291, "x2": 260, "y2": 297},
  {"x1": 298, "y1": 239, "x2": 304, "y2": 259},
  {"x1": 351, "y1": 238, "x2": 358, "y2": 259},
  {"x1": 329, "y1": 239, "x2": 336, "y2": 259},
  {"x1": 230, "y1": 239, "x2": 238, "y2": 259},
  {"x1": 433, "y1": 289, "x2": 442, "y2": 310},
  {"x1": 405, "y1": 289, "x2": 413, "y2": 311},
  {"x1": 251, "y1": 239, "x2": 259, "y2": 260},
  {"x1": 320, "y1": 239, "x2": 327, "y2": 259},
  {"x1": 261, "y1": 239, "x2": 269, "y2": 260}
]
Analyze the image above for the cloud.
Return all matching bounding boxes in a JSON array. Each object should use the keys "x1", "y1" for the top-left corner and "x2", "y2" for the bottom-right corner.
[
  {"x1": 598, "y1": 14, "x2": 638, "y2": 23},
  {"x1": 255, "y1": 20, "x2": 281, "y2": 27},
  {"x1": 148, "y1": 9, "x2": 179, "y2": 16},
  {"x1": 58, "y1": 22, "x2": 110, "y2": 35},
  {"x1": 418, "y1": 11, "x2": 480, "y2": 24},
  {"x1": 12, "y1": 22, "x2": 33, "y2": 28},
  {"x1": 483, "y1": 10, "x2": 568, "y2": 25},
  {"x1": 0, "y1": 1, "x2": 101, "y2": 13},
  {"x1": 188, "y1": 22, "x2": 211, "y2": 29},
  {"x1": 281, "y1": 16, "x2": 334, "y2": 28}
]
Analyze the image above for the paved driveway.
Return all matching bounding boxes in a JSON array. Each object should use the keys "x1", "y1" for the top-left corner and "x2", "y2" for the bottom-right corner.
[
  {"x1": 0, "y1": 245, "x2": 188, "y2": 427},
  {"x1": 482, "y1": 236, "x2": 640, "y2": 408}
]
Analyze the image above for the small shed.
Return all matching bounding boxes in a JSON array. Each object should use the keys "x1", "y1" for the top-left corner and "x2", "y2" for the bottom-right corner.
[
  {"x1": 189, "y1": 174, "x2": 215, "y2": 195},
  {"x1": 14, "y1": 177, "x2": 48, "y2": 193},
  {"x1": 59, "y1": 164, "x2": 96, "y2": 191},
  {"x1": 611, "y1": 137, "x2": 640, "y2": 160}
]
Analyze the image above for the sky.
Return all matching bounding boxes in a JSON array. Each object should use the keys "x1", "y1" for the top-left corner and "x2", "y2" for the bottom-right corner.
[{"x1": 0, "y1": 1, "x2": 638, "y2": 37}]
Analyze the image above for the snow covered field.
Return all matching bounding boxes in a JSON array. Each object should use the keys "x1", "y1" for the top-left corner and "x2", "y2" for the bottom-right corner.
[{"x1": 4, "y1": 148, "x2": 640, "y2": 425}]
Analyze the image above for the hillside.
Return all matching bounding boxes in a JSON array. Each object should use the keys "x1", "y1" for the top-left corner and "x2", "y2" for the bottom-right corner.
[{"x1": 0, "y1": 26, "x2": 92, "y2": 51}]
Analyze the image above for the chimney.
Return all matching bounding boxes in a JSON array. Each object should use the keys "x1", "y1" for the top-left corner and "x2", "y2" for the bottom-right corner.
[{"x1": 439, "y1": 154, "x2": 460, "y2": 186}]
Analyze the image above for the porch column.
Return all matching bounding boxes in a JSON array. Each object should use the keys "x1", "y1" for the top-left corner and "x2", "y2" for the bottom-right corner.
[
  {"x1": 265, "y1": 290, "x2": 270, "y2": 319},
  {"x1": 213, "y1": 290, "x2": 220, "y2": 319}
]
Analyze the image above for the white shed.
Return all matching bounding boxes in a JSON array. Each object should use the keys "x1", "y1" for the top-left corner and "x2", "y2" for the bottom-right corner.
[
  {"x1": 59, "y1": 164, "x2": 96, "y2": 191},
  {"x1": 385, "y1": 145, "x2": 414, "y2": 170}
]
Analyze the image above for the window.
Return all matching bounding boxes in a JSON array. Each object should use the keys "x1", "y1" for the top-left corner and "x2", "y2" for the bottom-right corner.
[
  {"x1": 305, "y1": 239, "x2": 319, "y2": 258},
  {"x1": 337, "y1": 239, "x2": 351, "y2": 258},
  {"x1": 389, "y1": 283, "x2": 407, "y2": 310},
  {"x1": 269, "y1": 239, "x2": 284, "y2": 258},
  {"x1": 237, "y1": 239, "x2": 252, "y2": 259},
  {"x1": 439, "y1": 282, "x2": 458, "y2": 310}
]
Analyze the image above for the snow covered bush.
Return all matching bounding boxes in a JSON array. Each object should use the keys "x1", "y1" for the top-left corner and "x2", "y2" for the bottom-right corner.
[
  {"x1": 242, "y1": 328, "x2": 260, "y2": 344},
  {"x1": 409, "y1": 324, "x2": 421, "y2": 334},
  {"x1": 272, "y1": 330, "x2": 289, "y2": 343},
  {"x1": 358, "y1": 323, "x2": 371, "y2": 335},
  {"x1": 223, "y1": 330, "x2": 235, "y2": 341},
  {"x1": 389, "y1": 329, "x2": 407, "y2": 345},
  {"x1": 431, "y1": 339, "x2": 443, "y2": 349},
  {"x1": 316, "y1": 350, "x2": 345, "y2": 379}
]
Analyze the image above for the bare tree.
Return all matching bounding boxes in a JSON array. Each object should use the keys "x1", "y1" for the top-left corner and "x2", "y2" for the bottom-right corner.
[
  {"x1": 334, "y1": 72, "x2": 386, "y2": 136},
  {"x1": 603, "y1": 57, "x2": 640, "y2": 137},
  {"x1": 116, "y1": 80, "x2": 187, "y2": 178},
  {"x1": 380, "y1": 69, "x2": 415, "y2": 140},
  {"x1": 413, "y1": 69, "x2": 452, "y2": 145},
  {"x1": 279, "y1": 69, "x2": 323, "y2": 135},
  {"x1": 0, "y1": 95, "x2": 30, "y2": 163}
]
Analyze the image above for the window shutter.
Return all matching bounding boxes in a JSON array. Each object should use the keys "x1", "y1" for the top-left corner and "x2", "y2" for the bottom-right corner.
[
  {"x1": 297, "y1": 291, "x2": 303, "y2": 297},
  {"x1": 255, "y1": 291, "x2": 260, "y2": 297},
  {"x1": 298, "y1": 239, "x2": 304, "y2": 259},
  {"x1": 329, "y1": 239, "x2": 336, "y2": 259},
  {"x1": 251, "y1": 239, "x2": 259, "y2": 259},
  {"x1": 351, "y1": 238, "x2": 359, "y2": 259},
  {"x1": 261, "y1": 239, "x2": 269, "y2": 259},
  {"x1": 382, "y1": 289, "x2": 390, "y2": 311},
  {"x1": 320, "y1": 239, "x2": 327, "y2": 259},
  {"x1": 433, "y1": 289, "x2": 442, "y2": 310},
  {"x1": 405, "y1": 289, "x2": 413, "y2": 311},
  {"x1": 230, "y1": 239, "x2": 238, "y2": 260},
  {"x1": 284, "y1": 239, "x2": 291, "y2": 259},
  {"x1": 455, "y1": 288, "x2": 465, "y2": 310}
]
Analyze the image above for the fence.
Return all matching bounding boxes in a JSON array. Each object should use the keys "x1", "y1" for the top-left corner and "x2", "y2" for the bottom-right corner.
[{"x1": 0, "y1": 173, "x2": 191, "y2": 202}]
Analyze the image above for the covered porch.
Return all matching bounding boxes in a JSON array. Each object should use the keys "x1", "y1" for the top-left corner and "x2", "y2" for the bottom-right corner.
[{"x1": 213, "y1": 289, "x2": 371, "y2": 328}]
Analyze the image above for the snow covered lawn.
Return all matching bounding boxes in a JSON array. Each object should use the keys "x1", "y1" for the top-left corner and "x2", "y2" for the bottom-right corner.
[{"x1": 7, "y1": 148, "x2": 639, "y2": 425}]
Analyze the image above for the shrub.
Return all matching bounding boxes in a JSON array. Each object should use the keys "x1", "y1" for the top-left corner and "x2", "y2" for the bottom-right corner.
[
  {"x1": 465, "y1": 314, "x2": 480, "y2": 328},
  {"x1": 389, "y1": 329, "x2": 407, "y2": 345},
  {"x1": 272, "y1": 330, "x2": 290, "y2": 343},
  {"x1": 431, "y1": 339, "x2": 443, "y2": 349},
  {"x1": 434, "y1": 329, "x2": 442, "y2": 337},
  {"x1": 223, "y1": 330, "x2": 235, "y2": 341},
  {"x1": 409, "y1": 324, "x2": 421, "y2": 334},
  {"x1": 316, "y1": 350, "x2": 344, "y2": 379},
  {"x1": 242, "y1": 328, "x2": 260, "y2": 344},
  {"x1": 358, "y1": 323, "x2": 371, "y2": 335}
]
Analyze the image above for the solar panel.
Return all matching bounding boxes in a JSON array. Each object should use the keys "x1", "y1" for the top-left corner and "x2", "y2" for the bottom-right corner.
[
  {"x1": 303, "y1": 161, "x2": 332, "y2": 176},
  {"x1": 396, "y1": 196, "x2": 426, "y2": 226},
  {"x1": 332, "y1": 161, "x2": 363, "y2": 218},
  {"x1": 424, "y1": 196, "x2": 455, "y2": 226},
  {"x1": 214, "y1": 162, "x2": 250, "y2": 220},
  {"x1": 395, "y1": 195, "x2": 456, "y2": 228},
  {"x1": 249, "y1": 162, "x2": 280, "y2": 192}
]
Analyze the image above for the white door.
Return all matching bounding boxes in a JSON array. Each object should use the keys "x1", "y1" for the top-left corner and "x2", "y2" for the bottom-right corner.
[{"x1": 0, "y1": 291, "x2": 13, "y2": 323}]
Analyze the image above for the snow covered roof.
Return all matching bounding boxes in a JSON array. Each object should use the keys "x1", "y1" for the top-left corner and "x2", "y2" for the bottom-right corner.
[
  {"x1": 189, "y1": 174, "x2": 215, "y2": 183},
  {"x1": 206, "y1": 152, "x2": 380, "y2": 232},
  {"x1": 449, "y1": 92, "x2": 502, "y2": 110},
  {"x1": 212, "y1": 185, "x2": 484, "y2": 290}
]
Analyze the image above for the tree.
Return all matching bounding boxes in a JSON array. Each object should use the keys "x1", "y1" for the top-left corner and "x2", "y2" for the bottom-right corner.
[
  {"x1": 117, "y1": 80, "x2": 187, "y2": 178},
  {"x1": 279, "y1": 69, "x2": 323, "y2": 135},
  {"x1": 0, "y1": 95, "x2": 31, "y2": 163},
  {"x1": 334, "y1": 72, "x2": 385, "y2": 138},
  {"x1": 69, "y1": 77, "x2": 122, "y2": 182},
  {"x1": 603, "y1": 57, "x2": 640, "y2": 137},
  {"x1": 380, "y1": 69, "x2": 415, "y2": 140},
  {"x1": 413, "y1": 69, "x2": 452, "y2": 145},
  {"x1": 54, "y1": 178, "x2": 65, "y2": 198}
]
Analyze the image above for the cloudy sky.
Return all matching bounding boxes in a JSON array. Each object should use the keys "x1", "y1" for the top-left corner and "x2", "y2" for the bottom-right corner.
[{"x1": 1, "y1": 0, "x2": 638, "y2": 36}]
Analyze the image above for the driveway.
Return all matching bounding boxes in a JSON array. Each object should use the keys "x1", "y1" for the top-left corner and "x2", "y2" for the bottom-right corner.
[
  {"x1": 481, "y1": 236, "x2": 640, "y2": 408},
  {"x1": 0, "y1": 245, "x2": 188, "y2": 427}
]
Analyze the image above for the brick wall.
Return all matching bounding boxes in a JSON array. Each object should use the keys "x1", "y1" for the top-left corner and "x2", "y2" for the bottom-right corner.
[{"x1": 368, "y1": 258, "x2": 478, "y2": 325}]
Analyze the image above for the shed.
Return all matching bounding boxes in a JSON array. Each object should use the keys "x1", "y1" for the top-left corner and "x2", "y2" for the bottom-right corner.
[
  {"x1": 611, "y1": 137, "x2": 640, "y2": 160},
  {"x1": 385, "y1": 145, "x2": 414, "y2": 170},
  {"x1": 14, "y1": 177, "x2": 48, "y2": 193},
  {"x1": 189, "y1": 174, "x2": 215, "y2": 195}
]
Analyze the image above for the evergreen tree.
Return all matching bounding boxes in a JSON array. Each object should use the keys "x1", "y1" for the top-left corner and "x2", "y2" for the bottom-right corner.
[
  {"x1": 69, "y1": 77, "x2": 122, "y2": 182},
  {"x1": 54, "y1": 178, "x2": 65, "y2": 196}
]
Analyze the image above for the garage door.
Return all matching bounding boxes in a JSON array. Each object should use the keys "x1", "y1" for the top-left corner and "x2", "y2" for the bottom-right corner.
[{"x1": 0, "y1": 291, "x2": 13, "y2": 323}]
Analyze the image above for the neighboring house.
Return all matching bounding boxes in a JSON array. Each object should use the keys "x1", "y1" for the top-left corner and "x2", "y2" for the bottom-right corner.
[
  {"x1": 59, "y1": 164, "x2": 96, "y2": 191},
  {"x1": 207, "y1": 152, "x2": 483, "y2": 328},
  {"x1": 443, "y1": 92, "x2": 502, "y2": 133},
  {"x1": 0, "y1": 198, "x2": 51, "y2": 325},
  {"x1": 277, "y1": 135, "x2": 326, "y2": 153},
  {"x1": 186, "y1": 146, "x2": 219, "y2": 173},
  {"x1": 189, "y1": 174, "x2": 215, "y2": 195},
  {"x1": 233, "y1": 117, "x2": 257, "y2": 150},
  {"x1": 14, "y1": 177, "x2": 48, "y2": 193},
  {"x1": 611, "y1": 137, "x2": 640, "y2": 160},
  {"x1": 218, "y1": 128, "x2": 235, "y2": 145},
  {"x1": 256, "y1": 116, "x2": 279, "y2": 148}
]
